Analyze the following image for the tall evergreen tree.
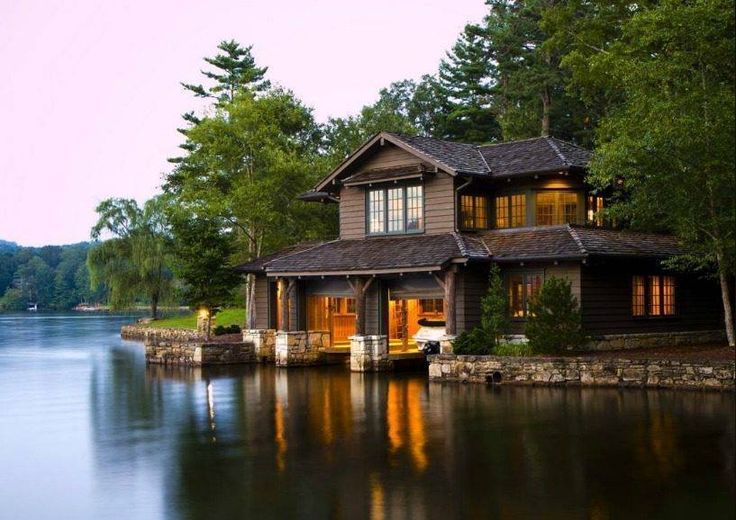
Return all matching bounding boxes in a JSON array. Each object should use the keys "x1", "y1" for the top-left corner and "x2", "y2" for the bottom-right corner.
[{"x1": 437, "y1": 23, "x2": 501, "y2": 143}]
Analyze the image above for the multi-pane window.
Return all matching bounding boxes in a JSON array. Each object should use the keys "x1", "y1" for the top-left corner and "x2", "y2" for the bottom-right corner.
[
  {"x1": 535, "y1": 191, "x2": 579, "y2": 225},
  {"x1": 419, "y1": 298, "x2": 444, "y2": 315},
  {"x1": 368, "y1": 190, "x2": 385, "y2": 234},
  {"x1": 406, "y1": 186, "x2": 424, "y2": 231},
  {"x1": 632, "y1": 275, "x2": 676, "y2": 317},
  {"x1": 495, "y1": 196, "x2": 509, "y2": 228},
  {"x1": 495, "y1": 194, "x2": 526, "y2": 228},
  {"x1": 367, "y1": 185, "x2": 423, "y2": 235},
  {"x1": 461, "y1": 195, "x2": 488, "y2": 229},
  {"x1": 632, "y1": 276, "x2": 646, "y2": 316},
  {"x1": 587, "y1": 196, "x2": 604, "y2": 226},
  {"x1": 509, "y1": 272, "x2": 543, "y2": 318},
  {"x1": 387, "y1": 188, "x2": 404, "y2": 233}
]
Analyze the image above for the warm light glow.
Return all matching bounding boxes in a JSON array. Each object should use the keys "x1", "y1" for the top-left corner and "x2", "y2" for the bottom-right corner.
[
  {"x1": 274, "y1": 400, "x2": 286, "y2": 472},
  {"x1": 198, "y1": 308, "x2": 210, "y2": 319}
]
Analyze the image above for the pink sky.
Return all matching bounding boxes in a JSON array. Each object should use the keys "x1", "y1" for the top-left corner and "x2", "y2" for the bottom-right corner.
[{"x1": 0, "y1": 0, "x2": 486, "y2": 246}]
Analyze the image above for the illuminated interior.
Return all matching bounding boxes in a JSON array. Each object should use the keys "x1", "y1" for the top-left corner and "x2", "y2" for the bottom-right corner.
[
  {"x1": 388, "y1": 298, "x2": 444, "y2": 351},
  {"x1": 306, "y1": 296, "x2": 356, "y2": 346}
]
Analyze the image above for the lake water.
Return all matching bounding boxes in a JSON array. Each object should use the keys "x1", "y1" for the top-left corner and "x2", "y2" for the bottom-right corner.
[{"x1": 0, "y1": 314, "x2": 733, "y2": 520}]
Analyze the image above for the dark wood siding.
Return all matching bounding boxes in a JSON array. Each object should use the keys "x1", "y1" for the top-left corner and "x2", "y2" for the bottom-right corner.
[
  {"x1": 254, "y1": 274, "x2": 270, "y2": 329},
  {"x1": 580, "y1": 258, "x2": 724, "y2": 335},
  {"x1": 456, "y1": 264, "x2": 489, "y2": 333},
  {"x1": 339, "y1": 185, "x2": 365, "y2": 239},
  {"x1": 338, "y1": 144, "x2": 456, "y2": 238},
  {"x1": 425, "y1": 174, "x2": 455, "y2": 233}
]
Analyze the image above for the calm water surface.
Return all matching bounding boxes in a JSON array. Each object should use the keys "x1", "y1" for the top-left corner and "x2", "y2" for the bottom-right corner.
[{"x1": 0, "y1": 314, "x2": 733, "y2": 520}]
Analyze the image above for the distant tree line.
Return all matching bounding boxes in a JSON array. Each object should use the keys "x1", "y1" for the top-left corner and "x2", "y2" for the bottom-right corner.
[{"x1": 0, "y1": 241, "x2": 105, "y2": 311}]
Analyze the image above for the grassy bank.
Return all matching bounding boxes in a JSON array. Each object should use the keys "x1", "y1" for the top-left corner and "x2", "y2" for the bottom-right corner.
[{"x1": 144, "y1": 308, "x2": 245, "y2": 330}]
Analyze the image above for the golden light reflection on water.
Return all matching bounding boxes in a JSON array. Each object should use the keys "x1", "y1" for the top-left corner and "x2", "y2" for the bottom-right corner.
[
  {"x1": 274, "y1": 399, "x2": 286, "y2": 473},
  {"x1": 369, "y1": 473, "x2": 385, "y2": 520},
  {"x1": 386, "y1": 379, "x2": 428, "y2": 472}
]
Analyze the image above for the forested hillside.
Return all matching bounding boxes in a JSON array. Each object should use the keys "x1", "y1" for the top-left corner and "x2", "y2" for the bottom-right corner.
[{"x1": 0, "y1": 242, "x2": 106, "y2": 311}]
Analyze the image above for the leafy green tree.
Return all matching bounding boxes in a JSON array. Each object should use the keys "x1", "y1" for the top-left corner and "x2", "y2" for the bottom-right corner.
[
  {"x1": 579, "y1": 0, "x2": 735, "y2": 346},
  {"x1": 12, "y1": 256, "x2": 55, "y2": 308},
  {"x1": 0, "y1": 287, "x2": 24, "y2": 311},
  {"x1": 480, "y1": 264, "x2": 510, "y2": 349},
  {"x1": 168, "y1": 212, "x2": 241, "y2": 338},
  {"x1": 324, "y1": 83, "x2": 419, "y2": 165},
  {"x1": 88, "y1": 196, "x2": 174, "y2": 318},
  {"x1": 166, "y1": 89, "x2": 334, "y2": 327},
  {"x1": 525, "y1": 277, "x2": 586, "y2": 354}
]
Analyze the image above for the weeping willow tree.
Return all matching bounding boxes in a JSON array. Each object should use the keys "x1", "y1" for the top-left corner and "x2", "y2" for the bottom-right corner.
[{"x1": 87, "y1": 196, "x2": 174, "y2": 318}]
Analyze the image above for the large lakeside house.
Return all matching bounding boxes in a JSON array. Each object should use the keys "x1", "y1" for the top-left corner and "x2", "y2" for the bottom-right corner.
[{"x1": 237, "y1": 132, "x2": 724, "y2": 356}]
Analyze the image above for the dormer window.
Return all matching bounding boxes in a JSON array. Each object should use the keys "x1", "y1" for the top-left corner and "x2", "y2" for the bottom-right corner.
[
  {"x1": 460, "y1": 195, "x2": 488, "y2": 230},
  {"x1": 367, "y1": 185, "x2": 424, "y2": 235}
]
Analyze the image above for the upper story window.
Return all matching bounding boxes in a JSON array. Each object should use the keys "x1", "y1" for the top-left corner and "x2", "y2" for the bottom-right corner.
[
  {"x1": 632, "y1": 275, "x2": 676, "y2": 317},
  {"x1": 460, "y1": 194, "x2": 488, "y2": 230},
  {"x1": 536, "y1": 191, "x2": 579, "y2": 225},
  {"x1": 495, "y1": 194, "x2": 526, "y2": 228},
  {"x1": 367, "y1": 185, "x2": 423, "y2": 235},
  {"x1": 587, "y1": 196, "x2": 604, "y2": 227}
]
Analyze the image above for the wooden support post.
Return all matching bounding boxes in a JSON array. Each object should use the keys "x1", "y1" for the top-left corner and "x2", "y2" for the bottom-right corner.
[
  {"x1": 348, "y1": 276, "x2": 374, "y2": 337},
  {"x1": 354, "y1": 278, "x2": 365, "y2": 336},
  {"x1": 278, "y1": 278, "x2": 289, "y2": 332},
  {"x1": 444, "y1": 267, "x2": 457, "y2": 336}
]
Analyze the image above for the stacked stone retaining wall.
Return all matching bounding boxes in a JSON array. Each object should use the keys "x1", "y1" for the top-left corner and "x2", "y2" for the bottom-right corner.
[
  {"x1": 121, "y1": 325, "x2": 204, "y2": 342},
  {"x1": 428, "y1": 354, "x2": 735, "y2": 391},
  {"x1": 145, "y1": 340, "x2": 255, "y2": 366},
  {"x1": 586, "y1": 329, "x2": 725, "y2": 351}
]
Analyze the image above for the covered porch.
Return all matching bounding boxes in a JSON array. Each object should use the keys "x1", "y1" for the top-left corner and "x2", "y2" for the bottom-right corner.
[{"x1": 266, "y1": 267, "x2": 459, "y2": 362}]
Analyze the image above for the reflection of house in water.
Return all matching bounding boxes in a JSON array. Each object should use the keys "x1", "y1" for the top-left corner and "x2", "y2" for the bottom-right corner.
[{"x1": 114, "y1": 362, "x2": 734, "y2": 520}]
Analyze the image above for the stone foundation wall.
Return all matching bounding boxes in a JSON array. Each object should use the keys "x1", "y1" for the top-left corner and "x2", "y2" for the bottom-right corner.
[
  {"x1": 586, "y1": 329, "x2": 726, "y2": 351},
  {"x1": 275, "y1": 331, "x2": 321, "y2": 366},
  {"x1": 243, "y1": 329, "x2": 276, "y2": 362},
  {"x1": 121, "y1": 325, "x2": 204, "y2": 342},
  {"x1": 308, "y1": 330, "x2": 331, "y2": 350},
  {"x1": 428, "y1": 354, "x2": 735, "y2": 391},
  {"x1": 145, "y1": 340, "x2": 255, "y2": 366},
  {"x1": 350, "y1": 335, "x2": 391, "y2": 372}
]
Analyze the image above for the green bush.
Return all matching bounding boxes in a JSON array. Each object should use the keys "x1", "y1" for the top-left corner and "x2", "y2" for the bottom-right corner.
[
  {"x1": 452, "y1": 328, "x2": 492, "y2": 355},
  {"x1": 481, "y1": 264, "x2": 510, "y2": 349},
  {"x1": 494, "y1": 342, "x2": 534, "y2": 357},
  {"x1": 213, "y1": 324, "x2": 242, "y2": 336},
  {"x1": 525, "y1": 277, "x2": 586, "y2": 354}
]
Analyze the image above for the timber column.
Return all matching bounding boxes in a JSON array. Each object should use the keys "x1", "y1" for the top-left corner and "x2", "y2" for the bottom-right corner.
[
  {"x1": 441, "y1": 266, "x2": 457, "y2": 354},
  {"x1": 275, "y1": 277, "x2": 314, "y2": 366}
]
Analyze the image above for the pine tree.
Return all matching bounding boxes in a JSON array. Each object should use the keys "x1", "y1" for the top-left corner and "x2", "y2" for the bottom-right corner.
[{"x1": 437, "y1": 23, "x2": 501, "y2": 143}]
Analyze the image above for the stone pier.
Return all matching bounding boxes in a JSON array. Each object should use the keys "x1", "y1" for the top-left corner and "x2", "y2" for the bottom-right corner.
[
  {"x1": 350, "y1": 335, "x2": 391, "y2": 372},
  {"x1": 275, "y1": 331, "x2": 321, "y2": 367},
  {"x1": 243, "y1": 329, "x2": 276, "y2": 362}
]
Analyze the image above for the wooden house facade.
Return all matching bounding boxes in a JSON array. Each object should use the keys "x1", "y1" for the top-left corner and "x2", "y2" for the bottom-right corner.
[{"x1": 237, "y1": 132, "x2": 724, "y2": 352}]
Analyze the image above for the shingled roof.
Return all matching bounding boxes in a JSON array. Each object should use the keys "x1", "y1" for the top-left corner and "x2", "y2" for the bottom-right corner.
[
  {"x1": 263, "y1": 234, "x2": 468, "y2": 274},
  {"x1": 387, "y1": 133, "x2": 489, "y2": 175},
  {"x1": 236, "y1": 226, "x2": 681, "y2": 276},
  {"x1": 311, "y1": 132, "x2": 592, "y2": 194},
  {"x1": 478, "y1": 225, "x2": 683, "y2": 261},
  {"x1": 477, "y1": 137, "x2": 591, "y2": 178}
]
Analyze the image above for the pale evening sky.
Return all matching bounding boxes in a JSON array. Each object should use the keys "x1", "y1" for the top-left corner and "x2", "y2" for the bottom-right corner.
[{"x1": 0, "y1": 0, "x2": 487, "y2": 247}]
